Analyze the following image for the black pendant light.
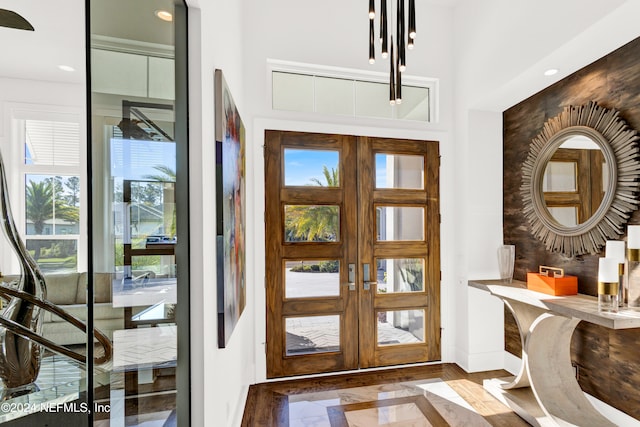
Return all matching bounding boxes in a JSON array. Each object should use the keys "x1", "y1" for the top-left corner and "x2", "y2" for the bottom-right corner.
[{"x1": 369, "y1": 0, "x2": 416, "y2": 104}]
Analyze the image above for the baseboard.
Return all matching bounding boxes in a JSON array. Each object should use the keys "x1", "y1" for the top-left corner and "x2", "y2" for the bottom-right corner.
[
  {"x1": 498, "y1": 353, "x2": 640, "y2": 426},
  {"x1": 230, "y1": 384, "x2": 250, "y2": 427},
  {"x1": 586, "y1": 394, "x2": 640, "y2": 426},
  {"x1": 454, "y1": 348, "x2": 504, "y2": 373},
  {"x1": 503, "y1": 351, "x2": 520, "y2": 375}
]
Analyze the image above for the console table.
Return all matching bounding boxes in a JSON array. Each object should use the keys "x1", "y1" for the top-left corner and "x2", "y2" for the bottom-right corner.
[{"x1": 469, "y1": 279, "x2": 640, "y2": 427}]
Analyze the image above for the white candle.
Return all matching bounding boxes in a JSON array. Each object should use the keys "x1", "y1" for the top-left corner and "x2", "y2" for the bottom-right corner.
[
  {"x1": 628, "y1": 225, "x2": 640, "y2": 249},
  {"x1": 605, "y1": 240, "x2": 626, "y2": 263},
  {"x1": 598, "y1": 257, "x2": 619, "y2": 283}
]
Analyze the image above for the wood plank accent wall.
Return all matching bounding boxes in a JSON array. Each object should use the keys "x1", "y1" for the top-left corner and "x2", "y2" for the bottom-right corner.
[{"x1": 503, "y1": 36, "x2": 640, "y2": 419}]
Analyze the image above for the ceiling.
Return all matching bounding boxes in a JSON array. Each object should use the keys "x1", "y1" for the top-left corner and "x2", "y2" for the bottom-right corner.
[
  {"x1": 0, "y1": 0, "x2": 84, "y2": 84},
  {"x1": 0, "y1": 0, "x2": 172, "y2": 85}
]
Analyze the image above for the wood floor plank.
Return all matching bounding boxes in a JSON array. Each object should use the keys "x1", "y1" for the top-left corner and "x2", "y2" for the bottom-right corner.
[{"x1": 241, "y1": 363, "x2": 529, "y2": 426}]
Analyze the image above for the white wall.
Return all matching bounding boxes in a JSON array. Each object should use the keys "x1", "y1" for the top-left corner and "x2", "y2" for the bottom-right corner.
[
  {"x1": 186, "y1": 2, "x2": 254, "y2": 427},
  {"x1": 451, "y1": 0, "x2": 640, "y2": 372},
  {"x1": 241, "y1": 0, "x2": 458, "y2": 382},
  {"x1": 187, "y1": 0, "x2": 640, "y2": 424}
]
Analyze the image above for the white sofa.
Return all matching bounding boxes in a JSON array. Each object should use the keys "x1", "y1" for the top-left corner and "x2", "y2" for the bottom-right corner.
[{"x1": 3, "y1": 272, "x2": 124, "y2": 346}]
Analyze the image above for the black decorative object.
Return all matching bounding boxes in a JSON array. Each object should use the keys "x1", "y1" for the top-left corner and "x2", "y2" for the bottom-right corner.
[
  {"x1": 0, "y1": 9, "x2": 34, "y2": 31},
  {"x1": 0, "y1": 152, "x2": 111, "y2": 397}
]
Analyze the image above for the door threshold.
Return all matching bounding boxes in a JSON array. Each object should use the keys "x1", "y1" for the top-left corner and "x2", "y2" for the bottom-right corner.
[{"x1": 265, "y1": 360, "x2": 443, "y2": 383}]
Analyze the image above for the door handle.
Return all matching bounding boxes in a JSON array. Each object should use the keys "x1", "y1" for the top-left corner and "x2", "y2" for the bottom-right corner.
[
  {"x1": 348, "y1": 263, "x2": 356, "y2": 291},
  {"x1": 363, "y1": 263, "x2": 377, "y2": 291}
]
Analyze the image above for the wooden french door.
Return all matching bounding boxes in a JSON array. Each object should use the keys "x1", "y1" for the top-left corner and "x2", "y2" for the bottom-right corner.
[{"x1": 265, "y1": 130, "x2": 440, "y2": 378}]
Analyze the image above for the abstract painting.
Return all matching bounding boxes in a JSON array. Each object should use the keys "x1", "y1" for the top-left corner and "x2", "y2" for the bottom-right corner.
[{"x1": 215, "y1": 69, "x2": 246, "y2": 348}]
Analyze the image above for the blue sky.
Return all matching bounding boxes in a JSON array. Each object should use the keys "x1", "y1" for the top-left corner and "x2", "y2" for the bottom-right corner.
[{"x1": 283, "y1": 149, "x2": 387, "y2": 186}]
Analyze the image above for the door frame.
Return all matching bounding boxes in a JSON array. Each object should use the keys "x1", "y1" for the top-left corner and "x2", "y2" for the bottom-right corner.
[
  {"x1": 264, "y1": 130, "x2": 440, "y2": 378},
  {"x1": 253, "y1": 119, "x2": 452, "y2": 383}
]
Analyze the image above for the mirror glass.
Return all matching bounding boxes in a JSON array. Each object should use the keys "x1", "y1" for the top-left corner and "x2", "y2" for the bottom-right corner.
[
  {"x1": 542, "y1": 135, "x2": 607, "y2": 228},
  {"x1": 520, "y1": 102, "x2": 640, "y2": 256}
]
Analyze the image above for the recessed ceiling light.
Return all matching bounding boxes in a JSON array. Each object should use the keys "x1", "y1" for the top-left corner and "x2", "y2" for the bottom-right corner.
[
  {"x1": 544, "y1": 68, "x2": 559, "y2": 76},
  {"x1": 58, "y1": 65, "x2": 75, "y2": 72},
  {"x1": 155, "y1": 10, "x2": 173, "y2": 22}
]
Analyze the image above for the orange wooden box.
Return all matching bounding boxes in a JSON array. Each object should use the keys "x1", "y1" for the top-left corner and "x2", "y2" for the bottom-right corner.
[{"x1": 526, "y1": 272, "x2": 578, "y2": 296}]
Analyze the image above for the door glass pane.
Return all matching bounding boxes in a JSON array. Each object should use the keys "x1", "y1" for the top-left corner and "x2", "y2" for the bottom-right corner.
[
  {"x1": 285, "y1": 205, "x2": 340, "y2": 242},
  {"x1": 376, "y1": 259, "x2": 424, "y2": 293},
  {"x1": 375, "y1": 153, "x2": 424, "y2": 189},
  {"x1": 543, "y1": 161, "x2": 576, "y2": 191},
  {"x1": 284, "y1": 149, "x2": 339, "y2": 187},
  {"x1": 377, "y1": 309, "x2": 425, "y2": 346},
  {"x1": 376, "y1": 206, "x2": 424, "y2": 241},
  {"x1": 286, "y1": 315, "x2": 340, "y2": 355},
  {"x1": 285, "y1": 260, "x2": 340, "y2": 298}
]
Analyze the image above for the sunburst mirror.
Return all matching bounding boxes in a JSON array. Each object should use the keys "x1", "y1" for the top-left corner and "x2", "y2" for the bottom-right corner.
[{"x1": 520, "y1": 102, "x2": 640, "y2": 256}]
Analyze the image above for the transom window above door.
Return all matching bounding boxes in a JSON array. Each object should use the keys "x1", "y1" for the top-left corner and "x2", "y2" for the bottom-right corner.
[{"x1": 269, "y1": 60, "x2": 438, "y2": 122}]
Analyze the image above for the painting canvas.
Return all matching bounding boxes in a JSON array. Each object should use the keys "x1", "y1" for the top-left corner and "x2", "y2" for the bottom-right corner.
[{"x1": 215, "y1": 69, "x2": 246, "y2": 348}]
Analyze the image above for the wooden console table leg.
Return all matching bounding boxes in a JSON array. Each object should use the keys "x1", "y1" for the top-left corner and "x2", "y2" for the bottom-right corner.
[{"x1": 526, "y1": 313, "x2": 615, "y2": 427}]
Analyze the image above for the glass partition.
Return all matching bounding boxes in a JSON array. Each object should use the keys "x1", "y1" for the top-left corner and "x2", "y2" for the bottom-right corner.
[{"x1": 89, "y1": 1, "x2": 188, "y2": 425}]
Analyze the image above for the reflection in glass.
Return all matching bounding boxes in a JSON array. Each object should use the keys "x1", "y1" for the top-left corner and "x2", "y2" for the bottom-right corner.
[
  {"x1": 376, "y1": 206, "x2": 424, "y2": 241},
  {"x1": 542, "y1": 142, "x2": 607, "y2": 227},
  {"x1": 125, "y1": 181, "x2": 176, "y2": 250},
  {"x1": 286, "y1": 315, "x2": 340, "y2": 355},
  {"x1": 25, "y1": 239, "x2": 77, "y2": 274},
  {"x1": 377, "y1": 309, "x2": 424, "y2": 345},
  {"x1": 547, "y1": 207, "x2": 578, "y2": 227},
  {"x1": 375, "y1": 153, "x2": 424, "y2": 189},
  {"x1": 543, "y1": 161, "x2": 576, "y2": 192},
  {"x1": 376, "y1": 259, "x2": 424, "y2": 293},
  {"x1": 284, "y1": 149, "x2": 339, "y2": 187},
  {"x1": 285, "y1": 205, "x2": 340, "y2": 242},
  {"x1": 285, "y1": 260, "x2": 340, "y2": 298}
]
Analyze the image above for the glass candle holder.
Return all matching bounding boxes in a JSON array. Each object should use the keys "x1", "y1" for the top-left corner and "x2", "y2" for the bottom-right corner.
[
  {"x1": 598, "y1": 257, "x2": 619, "y2": 313},
  {"x1": 497, "y1": 245, "x2": 515, "y2": 284},
  {"x1": 605, "y1": 240, "x2": 626, "y2": 307}
]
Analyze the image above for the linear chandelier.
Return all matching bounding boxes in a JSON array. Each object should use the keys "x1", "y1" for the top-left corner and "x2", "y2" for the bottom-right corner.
[{"x1": 368, "y1": 0, "x2": 416, "y2": 105}]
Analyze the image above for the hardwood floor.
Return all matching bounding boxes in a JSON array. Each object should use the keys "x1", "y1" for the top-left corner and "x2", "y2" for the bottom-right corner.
[{"x1": 241, "y1": 363, "x2": 529, "y2": 426}]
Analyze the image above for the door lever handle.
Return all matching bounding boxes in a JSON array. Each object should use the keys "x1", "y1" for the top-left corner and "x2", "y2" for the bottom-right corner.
[
  {"x1": 348, "y1": 263, "x2": 356, "y2": 291},
  {"x1": 363, "y1": 263, "x2": 377, "y2": 290}
]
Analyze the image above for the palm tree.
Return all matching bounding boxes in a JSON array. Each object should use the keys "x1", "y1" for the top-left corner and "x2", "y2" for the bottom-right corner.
[
  {"x1": 142, "y1": 165, "x2": 176, "y2": 182},
  {"x1": 25, "y1": 181, "x2": 54, "y2": 236},
  {"x1": 25, "y1": 180, "x2": 78, "y2": 260},
  {"x1": 309, "y1": 165, "x2": 338, "y2": 187},
  {"x1": 285, "y1": 166, "x2": 339, "y2": 242},
  {"x1": 141, "y1": 165, "x2": 177, "y2": 237}
]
